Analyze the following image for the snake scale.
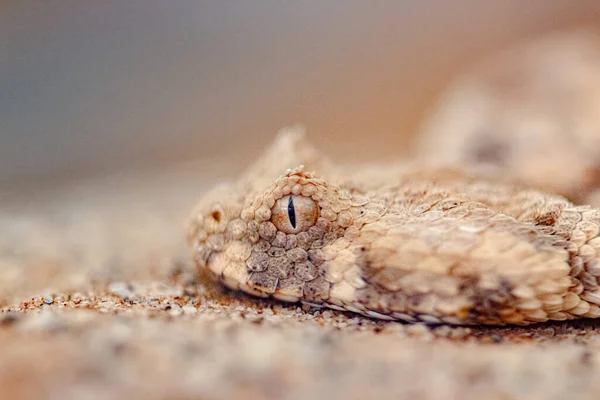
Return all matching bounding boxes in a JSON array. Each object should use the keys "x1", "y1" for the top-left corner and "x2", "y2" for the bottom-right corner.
[{"x1": 188, "y1": 128, "x2": 600, "y2": 325}]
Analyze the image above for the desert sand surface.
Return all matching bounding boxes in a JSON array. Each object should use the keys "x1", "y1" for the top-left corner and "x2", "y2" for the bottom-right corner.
[{"x1": 3, "y1": 161, "x2": 600, "y2": 400}]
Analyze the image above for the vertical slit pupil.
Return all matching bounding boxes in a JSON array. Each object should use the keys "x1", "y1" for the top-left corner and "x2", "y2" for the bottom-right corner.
[{"x1": 287, "y1": 196, "x2": 296, "y2": 229}]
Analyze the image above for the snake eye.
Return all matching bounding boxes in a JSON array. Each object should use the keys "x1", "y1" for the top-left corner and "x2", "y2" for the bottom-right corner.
[{"x1": 271, "y1": 195, "x2": 318, "y2": 234}]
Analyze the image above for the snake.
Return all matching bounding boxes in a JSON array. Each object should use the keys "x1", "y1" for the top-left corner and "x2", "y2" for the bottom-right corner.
[{"x1": 187, "y1": 128, "x2": 600, "y2": 325}]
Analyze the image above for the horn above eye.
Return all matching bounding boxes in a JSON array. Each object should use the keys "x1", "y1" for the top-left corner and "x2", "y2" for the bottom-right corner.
[{"x1": 271, "y1": 195, "x2": 318, "y2": 234}]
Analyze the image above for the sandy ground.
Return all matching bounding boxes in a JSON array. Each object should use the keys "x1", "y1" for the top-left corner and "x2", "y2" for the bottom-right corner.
[{"x1": 3, "y1": 162, "x2": 600, "y2": 400}]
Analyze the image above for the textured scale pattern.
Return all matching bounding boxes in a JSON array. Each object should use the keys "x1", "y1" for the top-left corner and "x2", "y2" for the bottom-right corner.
[{"x1": 188, "y1": 129, "x2": 600, "y2": 325}]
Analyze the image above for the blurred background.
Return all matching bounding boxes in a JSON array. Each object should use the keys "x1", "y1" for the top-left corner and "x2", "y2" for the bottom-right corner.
[{"x1": 3, "y1": 1, "x2": 600, "y2": 187}]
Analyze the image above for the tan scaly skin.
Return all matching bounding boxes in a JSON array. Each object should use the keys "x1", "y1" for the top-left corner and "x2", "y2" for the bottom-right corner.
[{"x1": 188, "y1": 128, "x2": 600, "y2": 325}]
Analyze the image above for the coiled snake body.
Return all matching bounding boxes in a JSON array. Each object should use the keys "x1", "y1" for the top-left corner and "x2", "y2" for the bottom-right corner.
[{"x1": 188, "y1": 129, "x2": 600, "y2": 325}]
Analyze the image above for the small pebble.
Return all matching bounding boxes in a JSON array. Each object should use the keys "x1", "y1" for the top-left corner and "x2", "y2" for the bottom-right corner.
[
  {"x1": 183, "y1": 304, "x2": 198, "y2": 314},
  {"x1": 109, "y1": 282, "x2": 133, "y2": 299}
]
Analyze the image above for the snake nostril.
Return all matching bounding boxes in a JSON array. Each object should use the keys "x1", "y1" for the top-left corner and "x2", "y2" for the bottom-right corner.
[{"x1": 210, "y1": 210, "x2": 222, "y2": 223}]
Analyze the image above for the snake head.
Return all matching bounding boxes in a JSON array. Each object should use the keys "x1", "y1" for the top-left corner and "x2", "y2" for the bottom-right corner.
[
  {"x1": 188, "y1": 127, "x2": 366, "y2": 302},
  {"x1": 188, "y1": 164, "x2": 363, "y2": 302}
]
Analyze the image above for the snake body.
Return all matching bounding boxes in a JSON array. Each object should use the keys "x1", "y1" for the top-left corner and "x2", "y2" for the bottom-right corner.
[{"x1": 188, "y1": 129, "x2": 600, "y2": 325}]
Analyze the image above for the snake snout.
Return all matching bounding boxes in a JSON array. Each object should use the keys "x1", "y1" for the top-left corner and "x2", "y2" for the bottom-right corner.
[{"x1": 188, "y1": 183, "x2": 249, "y2": 280}]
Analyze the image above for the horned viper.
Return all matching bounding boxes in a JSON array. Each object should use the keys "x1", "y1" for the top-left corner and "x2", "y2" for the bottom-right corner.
[{"x1": 188, "y1": 128, "x2": 600, "y2": 325}]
